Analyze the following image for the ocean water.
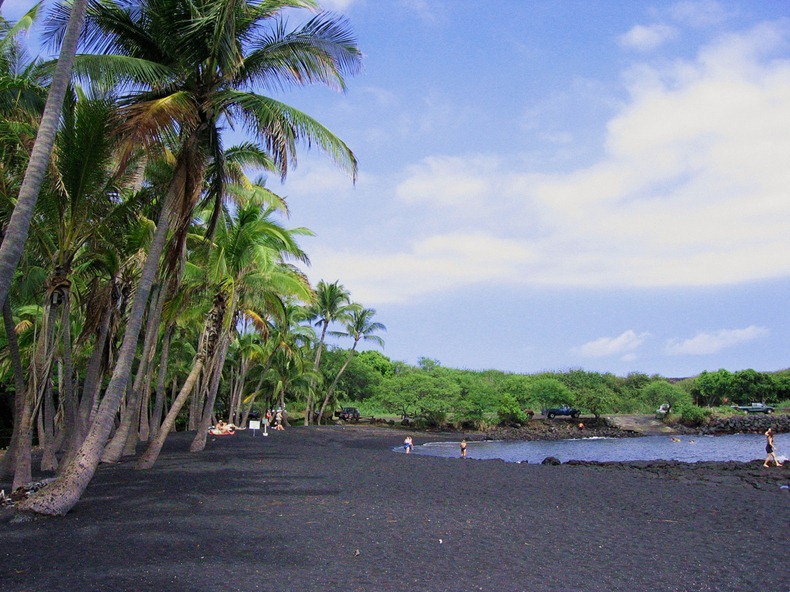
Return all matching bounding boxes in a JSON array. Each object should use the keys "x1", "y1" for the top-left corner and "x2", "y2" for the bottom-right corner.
[{"x1": 401, "y1": 432, "x2": 789, "y2": 464}]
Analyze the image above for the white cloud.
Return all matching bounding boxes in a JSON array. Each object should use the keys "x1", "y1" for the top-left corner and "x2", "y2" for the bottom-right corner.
[
  {"x1": 304, "y1": 20, "x2": 790, "y2": 304},
  {"x1": 309, "y1": 233, "x2": 533, "y2": 304},
  {"x1": 318, "y1": 0, "x2": 358, "y2": 11},
  {"x1": 619, "y1": 24, "x2": 678, "y2": 51},
  {"x1": 665, "y1": 325, "x2": 769, "y2": 355},
  {"x1": 395, "y1": 155, "x2": 499, "y2": 207},
  {"x1": 574, "y1": 330, "x2": 649, "y2": 359}
]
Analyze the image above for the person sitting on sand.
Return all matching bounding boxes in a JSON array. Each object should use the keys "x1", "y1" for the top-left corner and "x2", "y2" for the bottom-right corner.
[
  {"x1": 460, "y1": 439, "x2": 467, "y2": 458},
  {"x1": 209, "y1": 420, "x2": 235, "y2": 435},
  {"x1": 404, "y1": 436, "x2": 413, "y2": 454},
  {"x1": 764, "y1": 428, "x2": 783, "y2": 468}
]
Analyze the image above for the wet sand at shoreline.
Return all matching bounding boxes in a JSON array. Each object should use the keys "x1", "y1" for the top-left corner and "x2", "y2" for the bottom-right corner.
[{"x1": 1, "y1": 425, "x2": 788, "y2": 592}]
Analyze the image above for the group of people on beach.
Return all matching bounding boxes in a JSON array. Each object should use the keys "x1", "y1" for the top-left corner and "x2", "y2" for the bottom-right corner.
[
  {"x1": 264, "y1": 409, "x2": 285, "y2": 431},
  {"x1": 209, "y1": 420, "x2": 236, "y2": 435},
  {"x1": 402, "y1": 436, "x2": 469, "y2": 458}
]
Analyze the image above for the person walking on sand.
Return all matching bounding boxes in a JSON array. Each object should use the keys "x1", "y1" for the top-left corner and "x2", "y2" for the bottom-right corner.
[
  {"x1": 763, "y1": 428, "x2": 783, "y2": 467},
  {"x1": 404, "y1": 436, "x2": 413, "y2": 454},
  {"x1": 460, "y1": 439, "x2": 467, "y2": 459}
]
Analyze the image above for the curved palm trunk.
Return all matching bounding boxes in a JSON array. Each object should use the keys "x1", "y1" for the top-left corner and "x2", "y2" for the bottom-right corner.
[
  {"x1": 27, "y1": 299, "x2": 59, "y2": 475},
  {"x1": 72, "y1": 295, "x2": 114, "y2": 452},
  {"x1": 0, "y1": 299, "x2": 26, "y2": 478},
  {"x1": 0, "y1": 0, "x2": 87, "y2": 308},
  {"x1": 135, "y1": 285, "x2": 168, "y2": 445},
  {"x1": 136, "y1": 355, "x2": 204, "y2": 470},
  {"x1": 58, "y1": 295, "x2": 80, "y2": 469},
  {"x1": 317, "y1": 341, "x2": 358, "y2": 424},
  {"x1": 16, "y1": 198, "x2": 172, "y2": 516},
  {"x1": 190, "y1": 338, "x2": 229, "y2": 453},
  {"x1": 149, "y1": 325, "x2": 173, "y2": 438},
  {"x1": 101, "y1": 282, "x2": 165, "y2": 461},
  {"x1": 306, "y1": 323, "x2": 329, "y2": 426},
  {"x1": 190, "y1": 292, "x2": 233, "y2": 452}
]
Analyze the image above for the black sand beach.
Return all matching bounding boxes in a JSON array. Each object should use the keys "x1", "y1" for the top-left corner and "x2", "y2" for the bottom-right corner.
[{"x1": 1, "y1": 426, "x2": 788, "y2": 592}]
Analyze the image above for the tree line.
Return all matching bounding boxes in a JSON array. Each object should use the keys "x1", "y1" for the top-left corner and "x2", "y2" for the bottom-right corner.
[{"x1": 319, "y1": 353, "x2": 790, "y2": 428}]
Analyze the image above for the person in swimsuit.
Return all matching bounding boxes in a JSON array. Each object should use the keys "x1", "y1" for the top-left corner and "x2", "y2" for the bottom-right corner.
[
  {"x1": 763, "y1": 428, "x2": 783, "y2": 467},
  {"x1": 404, "y1": 436, "x2": 413, "y2": 454},
  {"x1": 460, "y1": 439, "x2": 467, "y2": 458}
]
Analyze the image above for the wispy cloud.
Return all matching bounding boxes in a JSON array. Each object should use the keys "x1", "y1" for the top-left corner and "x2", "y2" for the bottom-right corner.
[
  {"x1": 665, "y1": 325, "x2": 769, "y2": 355},
  {"x1": 619, "y1": 24, "x2": 678, "y2": 51},
  {"x1": 574, "y1": 330, "x2": 649, "y2": 359},
  {"x1": 318, "y1": 0, "x2": 359, "y2": 11}
]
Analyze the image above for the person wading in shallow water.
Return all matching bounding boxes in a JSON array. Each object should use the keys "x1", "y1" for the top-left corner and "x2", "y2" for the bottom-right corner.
[
  {"x1": 763, "y1": 428, "x2": 783, "y2": 468},
  {"x1": 460, "y1": 439, "x2": 467, "y2": 458},
  {"x1": 403, "y1": 436, "x2": 413, "y2": 454}
]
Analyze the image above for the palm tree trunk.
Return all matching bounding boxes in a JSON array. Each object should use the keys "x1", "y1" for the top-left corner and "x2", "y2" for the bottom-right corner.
[
  {"x1": 77, "y1": 291, "x2": 113, "y2": 433},
  {"x1": 59, "y1": 294, "x2": 80, "y2": 468},
  {"x1": 306, "y1": 323, "x2": 329, "y2": 426},
  {"x1": 229, "y1": 357, "x2": 248, "y2": 424},
  {"x1": 149, "y1": 325, "x2": 173, "y2": 438},
  {"x1": 102, "y1": 281, "x2": 163, "y2": 461},
  {"x1": 0, "y1": 299, "x2": 26, "y2": 478},
  {"x1": 138, "y1": 373, "x2": 152, "y2": 442},
  {"x1": 190, "y1": 338, "x2": 229, "y2": 453},
  {"x1": 123, "y1": 282, "x2": 166, "y2": 452},
  {"x1": 33, "y1": 300, "x2": 59, "y2": 473},
  {"x1": 0, "y1": 0, "x2": 88, "y2": 308},
  {"x1": 317, "y1": 344, "x2": 357, "y2": 423},
  {"x1": 136, "y1": 356, "x2": 204, "y2": 470},
  {"x1": 16, "y1": 196, "x2": 172, "y2": 516}
]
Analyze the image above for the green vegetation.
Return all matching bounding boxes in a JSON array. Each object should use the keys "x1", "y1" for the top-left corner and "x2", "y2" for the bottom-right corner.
[{"x1": 313, "y1": 357, "x2": 789, "y2": 429}]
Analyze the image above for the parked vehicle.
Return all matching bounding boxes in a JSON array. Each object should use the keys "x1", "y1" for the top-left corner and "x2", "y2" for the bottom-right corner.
[
  {"x1": 338, "y1": 407, "x2": 361, "y2": 422},
  {"x1": 542, "y1": 405, "x2": 581, "y2": 419},
  {"x1": 730, "y1": 402, "x2": 776, "y2": 414}
]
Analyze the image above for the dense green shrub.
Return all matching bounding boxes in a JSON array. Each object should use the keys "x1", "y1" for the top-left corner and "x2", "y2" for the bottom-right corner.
[
  {"x1": 677, "y1": 404, "x2": 712, "y2": 427},
  {"x1": 496, "y1": 394, "x2": 527, "y2": 425}
]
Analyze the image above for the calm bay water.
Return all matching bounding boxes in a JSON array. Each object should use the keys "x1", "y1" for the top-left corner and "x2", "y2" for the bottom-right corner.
[{"x1": 403, "y1": 433, "x2": 789, "y2": 464}]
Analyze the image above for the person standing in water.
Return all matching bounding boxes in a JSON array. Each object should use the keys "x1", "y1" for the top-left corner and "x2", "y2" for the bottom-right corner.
[
  {"x1": 764, "y1": 428, "x2": 783, "y2": 467},
  {"x1": 404, "y1": 435, "x2": 413, "y2": 454},
  {"x1": 460, "y1": 439, "x2": 467, "y2": 458}
]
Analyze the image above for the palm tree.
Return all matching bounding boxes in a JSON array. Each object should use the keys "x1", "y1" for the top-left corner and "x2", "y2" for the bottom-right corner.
[
  {"x1": 188, "y1": 201, "x2": 313, "y2": 453},
  {"x1": 0, "y1": 0, "x2": 88, "y2": 310},
  {"x1": 139, "y1": 196, "x2": 312, "y2": 465},
  {"x1": 3, "y1": 84, "x2": 143, "y2": 486},
  {"x1": 316, "y1": 307, "x2": 385, "y2": 423},
  {"x1": 19, "y1": 0, "x2": 360, "y2": 515},
  {"x1": 305, "y1": 280, "x2": 358, "y2": 424}
]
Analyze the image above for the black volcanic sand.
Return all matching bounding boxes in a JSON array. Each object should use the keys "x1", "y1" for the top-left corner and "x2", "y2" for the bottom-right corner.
[{"x1": 1, "y1": 426, "x2": 788, "y2": 592}]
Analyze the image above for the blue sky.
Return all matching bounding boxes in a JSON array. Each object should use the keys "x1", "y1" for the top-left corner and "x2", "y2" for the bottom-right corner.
[{"x1": 4, "y1": 0, "x2": 790, "y2": 377}]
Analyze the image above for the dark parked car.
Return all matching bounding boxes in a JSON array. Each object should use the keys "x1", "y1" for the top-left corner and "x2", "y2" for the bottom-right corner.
[
  {"x1": 338, "y1": 407, "x2": 360, "y2": 422},
  {"x1": 542, "y1": 405, "x2": 581, "y2": 419},
  {"x1": 730, "y1": 403, "x2": 776, "y2": 414}
]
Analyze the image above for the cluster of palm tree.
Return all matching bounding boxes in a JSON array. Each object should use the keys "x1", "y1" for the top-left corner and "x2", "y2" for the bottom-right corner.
[{"x1": 0, "y1": 0, "x2": 384, "y2": 516}]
